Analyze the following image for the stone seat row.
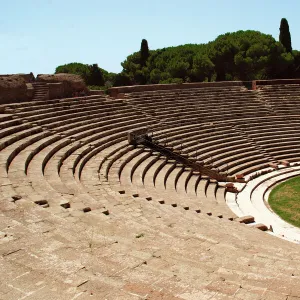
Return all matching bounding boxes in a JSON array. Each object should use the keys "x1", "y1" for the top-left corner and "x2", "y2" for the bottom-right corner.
[
  {"x1": 128, "y1": 86, "x2": 252, "y2": 100},
  {"x1": 151, "y1": 103, "x2": 270, "y2": 117},
  {"x1": 154, "y1": 110, "x2": 270, "y2": 127},
  {"x1": 126, "y1": 94, "x2": 265, "y2": 110},
  {"x1": 263, "y1": 93, "x2": 300, "y2": 99},
  {"x1": 236, "y1": 118, "x2": 300, "y2": 160},
  {"x1": 259, "y1": 86, "x2": 300, "y2": 92},
  {"x1": 11, "y1": 101, "x2": 127, "y2": 124},
  {"x1": 152, "y1": 123, "x2": 272, "y2": 176},
  {"x1": 0, "y1": 102, "x2": 155, "y2": 214},
  {"x1": 12, "y1": 96, "x2": 123, "y2": 115},
  {"x1": 126, "y1": 86, "x2": 256, "y2": 97},
  {"x1": 82, "y1": 143, "x2": 236, "y2": 219},
  {"x1": 127, "y1": 92, "x2": 259, "y2": 104},
  {"x1": 65, "y1": 126, "x2": 232, "y2": 221},
  {"x1": 1, "y1": 94, "x2": 105, "y2": 111},
  {"x1": 124, "y1": 96, "x2": 272, "y2": 124},
  {"x1": 7, "y1": 96, "x2": 107, "y2": 114},
  {"x1": 1, "y1": 96, "x2": 298, "y2": 220},
  {"x1": 129, "y1": 84, "x2": 246, "y2": 93},
  {"x1": 3, "y1": 90, "x2": 300, "y2": 299},
  {"x1": 259, "y1": 84, "x2": 300, "y2": 90},
  {"x1": 15, "y1": 104, "x2": 144, "y2": 134}
]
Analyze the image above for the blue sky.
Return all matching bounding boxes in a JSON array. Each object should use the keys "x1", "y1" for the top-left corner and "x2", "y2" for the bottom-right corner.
[{"x1": 1, "y1": 0, "x2": 299, "y2": 75}]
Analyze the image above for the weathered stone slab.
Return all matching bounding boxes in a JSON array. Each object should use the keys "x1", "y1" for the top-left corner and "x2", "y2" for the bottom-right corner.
[
  {"x1": 236, "y1": 215, "x2": 255, "y2": 224},
  {"x1": 254, "y1": 223, "x2": 269, "y2": 231}
]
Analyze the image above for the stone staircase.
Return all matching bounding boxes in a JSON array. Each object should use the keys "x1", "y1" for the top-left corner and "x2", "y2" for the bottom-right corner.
[{"x1": 32, "y1": 82, "x2": 49, "y2": 101}]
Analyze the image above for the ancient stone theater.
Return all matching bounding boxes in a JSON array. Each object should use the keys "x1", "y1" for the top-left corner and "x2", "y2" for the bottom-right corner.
[{"x1": 0, "y1": 74, "x2": 300, "y2": 299}]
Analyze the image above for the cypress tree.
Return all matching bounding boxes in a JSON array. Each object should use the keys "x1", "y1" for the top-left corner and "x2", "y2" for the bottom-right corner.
[
  {"x1": 279, "y1": 18, "x2": 292, "y2": 52},
  {"x1": 140, "y1": 39, "x2": 149, "y2": 67},
  {"x1": 88, "y1": 64, "x2": 104, "y2": 86}
]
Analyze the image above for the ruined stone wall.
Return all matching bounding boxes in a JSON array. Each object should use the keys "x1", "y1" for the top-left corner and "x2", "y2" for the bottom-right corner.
[
  {"x1": 26, "y1": 83, "x2": 34, "y2": 99},
  {"x1": 37, "y1": 73, "x2": 88, "y2": 98},
  {"x1": 47, "y1": 82, "x2": 64, "y2": 99},
  {"x1": 18, "y1": 73, "x2": 35, "y2": 83},
  {"x1": 0, "y1": 75, "x2": 28, "y2": 104}
]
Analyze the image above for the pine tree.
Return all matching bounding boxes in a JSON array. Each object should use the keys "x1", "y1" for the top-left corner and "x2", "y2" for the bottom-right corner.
[
  {"x1": 140, "y1": 39, "x2": 149, "y2": 67},
  {"x1": 279, "y1": 18, "x2": 292, "y2": 52}
]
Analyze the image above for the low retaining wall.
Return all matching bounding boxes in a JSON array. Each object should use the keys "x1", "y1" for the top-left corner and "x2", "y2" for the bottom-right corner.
[
  {"x1": 253, "y1": 79, "x2": 300, "y2": 90},
  {"x1": 89, "y1": 90, "x2": 105, "y2": 96},
  {"x1": 108, "y1": 81, "x2": 251, "y2": 97},
  {"x1": 37, "y1": 73, "x2": 88, "y2": 98}
]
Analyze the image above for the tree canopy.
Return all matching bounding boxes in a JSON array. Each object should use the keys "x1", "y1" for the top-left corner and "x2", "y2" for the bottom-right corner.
[
  {"x1": 56, "y1": 26, "x2": 299, "y2": 88},
  {"x1": 117, "y1": 31, "x2": 297, "y2": 85},
  {"x1": 55, "y1": 63, "x2": 115, "y2": 87}
]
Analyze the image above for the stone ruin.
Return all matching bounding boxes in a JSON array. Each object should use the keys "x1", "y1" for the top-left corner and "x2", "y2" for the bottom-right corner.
[{"x1": 0, "y1": 73, "x2": 90, "y2": 104}]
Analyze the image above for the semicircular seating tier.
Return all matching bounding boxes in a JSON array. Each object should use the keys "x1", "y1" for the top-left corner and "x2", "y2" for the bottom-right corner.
[{"x1": 1, "y1": 84, "x2": 300, "y2": 299}]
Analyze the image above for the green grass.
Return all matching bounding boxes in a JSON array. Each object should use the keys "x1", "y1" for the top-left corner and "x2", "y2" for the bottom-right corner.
[{"x1": 269, "y1": 176, "x2": 300, "y2": 228}]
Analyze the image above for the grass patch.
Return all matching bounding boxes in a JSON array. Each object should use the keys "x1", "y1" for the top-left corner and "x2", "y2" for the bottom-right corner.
[{"x1": 269, "y1": 176, "x2": 300, "y2": 228}]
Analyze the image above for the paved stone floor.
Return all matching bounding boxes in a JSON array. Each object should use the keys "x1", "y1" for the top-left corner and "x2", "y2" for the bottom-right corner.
[{"x1": 1, "y1": 192, "x2": 300, "y2": 299}]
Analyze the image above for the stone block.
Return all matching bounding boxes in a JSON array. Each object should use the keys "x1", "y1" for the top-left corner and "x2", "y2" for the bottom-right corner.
[
  {"x1": 254, "y1": 223, "x2": 268, "y2": 231},
  {"x1": 11, "y1": 195, "x2": 22, "y2": 202},
  {"x1": 60, "y1": 202, "x2": 70, "y2": 209},
  {"x1": 236, "y1": 215, "x2": 255, "y2": 224},
  {"x1": 34, "y1": 199, "x2": 48, "y2": 206}
]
